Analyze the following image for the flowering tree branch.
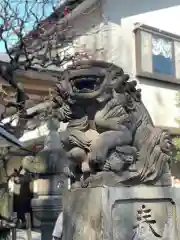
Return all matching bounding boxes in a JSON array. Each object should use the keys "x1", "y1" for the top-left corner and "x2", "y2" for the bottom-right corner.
[{"x1": 0, "y1": 0, "x2": 107, "y2": 133}]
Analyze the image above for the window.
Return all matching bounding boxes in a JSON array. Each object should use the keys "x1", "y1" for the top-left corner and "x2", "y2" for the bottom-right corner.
[{"x1": 134, "y1": 24, "x2": 180, "y2": 84}]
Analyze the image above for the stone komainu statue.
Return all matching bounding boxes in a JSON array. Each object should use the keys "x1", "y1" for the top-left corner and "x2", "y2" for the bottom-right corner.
[{"x1": 22, "y1": 60, "x2": 174, "y2": 188}]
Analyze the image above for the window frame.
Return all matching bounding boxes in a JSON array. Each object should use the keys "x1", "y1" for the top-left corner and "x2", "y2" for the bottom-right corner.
[{"x1": 134, "y1": 24, "x2": 180, "y2": 85}]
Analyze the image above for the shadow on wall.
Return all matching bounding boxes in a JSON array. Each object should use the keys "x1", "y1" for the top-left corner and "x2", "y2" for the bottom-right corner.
[
  {"x1": 153, "y1": 90, "x2": 166, "y2": 126},
  {"x1": 138, "y1": 78, "x2": 179, "y2": 91},
  {"x1": 139, "y1": 78, "x2": 179, "y2": 127},
  {"x1": 155, "y1": 91, "x2": 164, "y2": 106}
]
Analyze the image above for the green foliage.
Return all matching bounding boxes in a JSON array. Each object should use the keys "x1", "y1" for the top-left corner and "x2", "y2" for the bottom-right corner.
[
  {"x1": 173, "y1": 137, "x2": 180, "y2": 162},
  {"x1": 176, "y1": 92, "x2": 180, "y2": 108}
]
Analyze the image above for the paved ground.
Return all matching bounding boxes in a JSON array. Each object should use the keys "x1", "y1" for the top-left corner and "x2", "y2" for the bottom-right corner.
[{"x1": 11, "y1": 229, "x2": 41, "y2": 240}]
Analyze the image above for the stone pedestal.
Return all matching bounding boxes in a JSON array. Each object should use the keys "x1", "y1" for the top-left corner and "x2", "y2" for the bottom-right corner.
[
  {"x1": 31, "y1": 175, "x2": 68, "y2": 240},
  {"x1": 63, "y1": 186, "x2": 180, "y2": 240}
]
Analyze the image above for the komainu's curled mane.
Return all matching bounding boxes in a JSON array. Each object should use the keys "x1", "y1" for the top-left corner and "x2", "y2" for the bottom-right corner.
[{"x1": 85, "y1": 70, "x2": 173, "y2": 187}]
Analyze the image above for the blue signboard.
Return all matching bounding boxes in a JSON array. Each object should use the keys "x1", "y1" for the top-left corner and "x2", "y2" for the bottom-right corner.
[{"x1": 152, "y1": 36, "x2": 174, "y2": 76}]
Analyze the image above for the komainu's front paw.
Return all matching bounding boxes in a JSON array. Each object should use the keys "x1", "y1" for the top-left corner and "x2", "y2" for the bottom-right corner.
[
  {"x1": 103, "y1": 160, "x2": 111, "y2": 171},
  {"x1": 80, "y1": 174, "x2": 89, "y2": 188},
  {"x1": 81, "y1": 180, "x2": 89, "y2": 188},
  {"x1": 90, "y1": 147, "x2": 108, "y2": 166}
]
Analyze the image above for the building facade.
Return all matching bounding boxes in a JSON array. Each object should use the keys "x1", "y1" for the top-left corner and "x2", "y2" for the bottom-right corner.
[{"x1": 63, "y1": 0, "x2": 180, "y2": 134}]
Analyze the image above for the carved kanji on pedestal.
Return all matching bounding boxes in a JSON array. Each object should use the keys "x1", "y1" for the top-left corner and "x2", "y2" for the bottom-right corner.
[{"x1": 133, "y1": 204, "x2": 162, "y2": 239}]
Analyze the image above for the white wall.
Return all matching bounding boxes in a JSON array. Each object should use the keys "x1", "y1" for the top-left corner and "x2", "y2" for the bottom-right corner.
[{"x1": 101, "y1": 1, "x2": 180, "y2": 129}]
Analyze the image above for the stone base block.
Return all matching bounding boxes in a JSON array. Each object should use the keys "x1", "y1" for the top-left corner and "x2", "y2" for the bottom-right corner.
[
  {"x1": 31, "y1": 196, "x2": 62, "y2": 228},
  {"x1": 63, "y1": 186, "x2": 180, "y2": 240},
  {"x1": 31, "y1": 174, "x2": 67, "y2": 230}
]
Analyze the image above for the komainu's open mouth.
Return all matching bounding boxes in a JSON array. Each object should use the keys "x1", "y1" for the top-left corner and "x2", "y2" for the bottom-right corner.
[
  {"x1": 62, "y1": 60, "x2": 124, "y2": 99},
  {"x1": 71, "y1": 76, "x2": 104, "y2": 93}
]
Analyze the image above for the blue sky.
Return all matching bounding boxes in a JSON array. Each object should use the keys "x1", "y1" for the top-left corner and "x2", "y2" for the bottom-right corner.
[{"x1": 0, "y1": 0, "x2": 55, "y2": 52}]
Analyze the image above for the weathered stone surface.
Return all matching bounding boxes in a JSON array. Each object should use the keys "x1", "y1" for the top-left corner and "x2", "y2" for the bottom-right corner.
[
  {"x1": 63, "y1": 186, "x2": 180, "y2": 240},
  {"x1": 63, "y1": 188, "x2": 103, "y2": 240}
]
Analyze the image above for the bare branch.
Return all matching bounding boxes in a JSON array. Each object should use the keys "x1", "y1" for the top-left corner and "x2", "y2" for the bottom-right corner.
[{"x1": 0, "y1": 0, "x2": 107, "y2": 115}]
